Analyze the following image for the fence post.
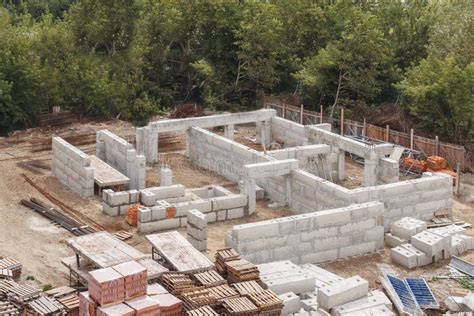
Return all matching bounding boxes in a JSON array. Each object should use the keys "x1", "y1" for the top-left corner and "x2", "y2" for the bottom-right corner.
[
  {"x1": 320, "y1": 105, "x2": 323, "y2": 124},
  {"x1": 410, "y1": 129, "x2": 414, "y2": 149},
  {"x1": 300, "y1": 104, "x2": 304, "y2": 124},
  {"x1": 435, "y1": 136, "x2": 439, "y2": 156},
  {"x1": 456, "y1": 162, "x2": 461, "y2": 195},
  {"x1": 363, "y1": 118, "x2": 366, "y2": 137},
  {"x1": 340, "y1": 108, "x2": 344, "y2": 135},
  {"x1": 385, "y1": 125, "x2": 390, "y2": 142},
  {"x1": 283, "y1": 103, "x2": 286, "y2": 119}
]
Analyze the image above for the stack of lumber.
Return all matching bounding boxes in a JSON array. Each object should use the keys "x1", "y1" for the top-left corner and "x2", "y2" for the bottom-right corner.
[
  {"x1": 225, "y1": 259, "x2": 260, "y2": 283},
  {"x1": 231, "y1": 281, "x2": 264, "y2": 296},
  {"x1": 186, "y1": 305, "x2": 219, "y2": 316},
  {"x1": 88, "y1": 267, "x2": 125, "y2": 306},
  {"x1": 161, "y1": 273, "x2": 196, "y2": 295},
  {"x1": 215, "y1": 248, "x2": 240, "y2": 276},
  {"x1": 125, "y1": 295, "x2": 160, "y2": 315},
  {"x1": 207, "y1": 284, "x2": 239, "y2": 302},
  {"x1": 194, "y1": 270, "x2": 226, "y2": 288},
  {"x1": 0, "y1": 300, "x2": 19, "y2": 315},
  {"x1": 221, "y1": 296, "x2": 259, "y2": 315},
  {"x1": 113, "y1": 261, "x2": 147, "y2": 299},
  {"x1": 27, "y1": 296, "x2": 66, "y2": 315},
  {"x1": 0, "y1": 258, "x2": 22, "y2": 279},
  {"x1": 247, "y1": 290, "x2": 283, "y2": 315},
  {"x1": 113, "y1": 230, "x2": 133, "y2": 241},
  {"x1": 0, "y1": 279, "x2": 40, "y2": 303},
  {"x1": 180, "y1": 288, "x2": 216, "y2": 310}
]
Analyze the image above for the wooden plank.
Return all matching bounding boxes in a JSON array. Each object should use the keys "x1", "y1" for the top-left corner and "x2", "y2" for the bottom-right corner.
[{"x1": 90, "y1": 155, "x2": 129, "y2": 187}]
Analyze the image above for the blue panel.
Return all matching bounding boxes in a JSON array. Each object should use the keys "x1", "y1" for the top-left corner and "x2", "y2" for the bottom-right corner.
[
  {"x1": 406, "y1": 277, "x2": 439, "y2": 309},
  {"x1": 387, "y1": 275, "x2": 418, "y2": 311}
]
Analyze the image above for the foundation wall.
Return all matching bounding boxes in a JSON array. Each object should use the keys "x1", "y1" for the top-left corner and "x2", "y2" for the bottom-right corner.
[
  {"x1": 97, "y1": 130, "x2": 146, "y2": 190},
  {"x1": 52, "y1": 137, "x2": 95, "y2": 197},
  {"x1": 271, "y1": 117, "x2": 307, "y2": 147},
  {"x1": 225, "y1": 202, "x2": 385, "y2": 264}
]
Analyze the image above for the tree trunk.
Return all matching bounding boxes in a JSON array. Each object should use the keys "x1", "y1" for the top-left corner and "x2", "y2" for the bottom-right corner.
[{"x1": 330, "y1": 70, "x2": 343, "y2": 119}]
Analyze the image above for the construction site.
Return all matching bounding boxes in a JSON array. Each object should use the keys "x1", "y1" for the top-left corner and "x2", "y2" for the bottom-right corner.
[{"x1": 0, "y1": 106, "x2": 473, "y2": 316}]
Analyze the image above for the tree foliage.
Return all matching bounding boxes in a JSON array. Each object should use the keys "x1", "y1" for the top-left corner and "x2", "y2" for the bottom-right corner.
[{"x1": 0, "y1": 0, "x2": 471, "y2": 147}]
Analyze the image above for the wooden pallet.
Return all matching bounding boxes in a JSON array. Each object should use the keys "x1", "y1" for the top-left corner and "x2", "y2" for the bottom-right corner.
[
  {"x1": 56, "y1": 293, "x2": 79, "y2": 314},
  {"x1": 0, "y1": 258, "x2": 21, "y2": 279},
  {"x1": 225, "y1": 259, "x2": 259, "y2": 283},
  {"x1": 0, "y1": 300, "x2": 20, "y2": 315},
  {"x1": 180, "y1": 288, "x2": 217, "y2": 310},
  {"x1": 215, "y1": 248, "x2": 240, "y2": 276},
  {"x1": 247, "y1": 290, "x2": 283, "y2": 313},
  {"x1": 207, "y1": 284, "x2": 239, "y2": 302},
  {"x1": 0, "y1": 270, "x2": 12, "y2": 280},
  {"x1": 28, "y1": 296, "x2": 66, "y2": 315},
  {"x1": 113, "y1": 230, "x2": 133, "y2": 241},
  {"x1": 161, "y1": 273, "x2": 196, "y2": 295},
  {"x1": 45, "y1": 286, "x2": 76, "y2": 299},
  {"x1": 231, "y1": 281, "x2": 264, "y2": 296},
  {"x1": 222, "y1": 297, "x2": 259, "y2": 315},
  {"x1": 0, "y1": 280, "x2": 40, "y2": 303},
  {"x1": 186, "y1": 305, "x2": 219, "y2": 316},
  {"x1": 194, "y1": 270, "x2": 226, "y2": 288}
]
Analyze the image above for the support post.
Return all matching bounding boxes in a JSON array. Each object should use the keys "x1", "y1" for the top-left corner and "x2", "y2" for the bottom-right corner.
[
  {"x1": 410, "y1": 129, "x2": 414, "y2": 150},
  {"x1": 224, "y1": 124, "x2": 235, "y2": 140},
  {"x1": 456, "y1": 163, "x2": 461, "y2": 196},
  {"x1": 435, "y1": 136, "x2": 439, "y2": 156},
  {"x1": 363, "y1": 118, "x2": 367, "y2": 137},
  {"x1": 320, "y1": 105, "x2": 323, "y2": 124},
  {"x1": 385, "y1": 125, "x2": 390, "y2": 142},
  {"x1": 300, "y1": 104, "x2": 304, "y2": 124},
  {"x1": 283, "y1": 103, "x2": 286, "y2": 119},
  {"x1": 340, "y1": 108, "x2": 344, "y2": 136},
  {"x1": 241, "y1": 178, "x2": 256, "y2": 215}
]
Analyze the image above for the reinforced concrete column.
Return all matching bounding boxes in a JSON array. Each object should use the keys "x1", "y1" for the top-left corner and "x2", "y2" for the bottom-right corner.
[
  {"x1": 146, "y1": 126, "x2": 158, "y2": 164},
  {"x1": 256, "y1": 121, "x2": 262, "y2": 144},
  {"x1": 136, "y1": 128, "x2": 144, "y2": 155},
  {"x1": 241, "y1": 178, "x2": 256, "y2": 215},
  {"x1": 224, "y1": 124, "x2": 235, "y2": 140},
  {"x1": 261, "y1": 120, "x2": 272, "y2": 146},
  {"x1": 363, "y1": 159, "x2": 377, "y2": 187},
  {"x1": 338, "y1": 149, "x2": 345, "y2": 181},
  {"x1": 160, "y1": 166, "x2": 172, "y2": 186},
  {"x1": 285, "y1": 175, "x2": 292, "y2": 207}
]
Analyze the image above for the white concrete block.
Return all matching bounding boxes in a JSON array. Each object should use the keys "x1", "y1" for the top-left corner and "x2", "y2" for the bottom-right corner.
[
  {"x1": 138, "y1": 207, "x2": 152, "y2": 223},
  {"x1": 187, "y1": 209, "x2": 207, "y2": 229},
  {"x1": 102, "y1": 202, "x2": 119, "y2": 216},
  {"x1": 301, "y1": 297, "x2": 319, "y2": 311},
  {"x1": 227, "y1": 207, "x2": 245, "y2": 219},
  {"x1": 400, "y1": 244, "x2": 431, "y2": 267},
  {"x1": 390, "y1": 246, "x2": 418, "y2": 269},
  {"x1": 384, "y1": 233, "x2": 408, "y2": 248},
  {"x1": 390, "y1": 217, "x2": 427, "y2": 240},
  {"x1": 317, "y1": 276, "x2": 369, "y2": 310},
  {"x1": 279, "y1": 292, "x2": 302, "y2": 315},
  {"x1": 210, "y1": 194, "x2": 247, "y2": 211}
]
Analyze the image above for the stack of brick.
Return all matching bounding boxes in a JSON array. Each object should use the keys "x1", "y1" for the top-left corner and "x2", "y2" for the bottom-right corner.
[
  {"x1": 147, "y1": 283, "x2": 183, "y2": 315},
  {"x1": 125, "y1": 295, "x2": 160, "y2": 315},
  {"x1": 187, "y1": 209, "x2": 208, "y2": 251},
  {"x1": 96, "y1": 303, "x2": 135, "y2": 316},
  {"x1": 102, "y1": 189, "x2": 140, "y2": 217},
  {"x1": 88, "y1": 268, "x2": 125, "y2": 306},
  {"x1": 113, "y1": 261, "x2": 147, "y2": 300},
  {"x1": 79, "y1": 291, "x2": 97, "y2": 316}
]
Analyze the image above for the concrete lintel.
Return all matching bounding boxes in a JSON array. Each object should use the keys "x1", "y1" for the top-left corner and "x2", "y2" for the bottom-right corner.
[
  {"x1": 244, "y1": 159, "x2": 299, "y2": 179},
  {"x1": 266, "y1": 144, "x2": 331, "y2": 159}
]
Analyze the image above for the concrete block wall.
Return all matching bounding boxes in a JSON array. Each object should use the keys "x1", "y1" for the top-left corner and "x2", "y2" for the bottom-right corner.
[
  {"x1": 52, "y1": 137, "x2": 95, "y2": 197},
  {"x1": 377, "y1": 158, "x2": 399, "y2": 184},
  {"x1": 270, "y1": 117, "x2": 307, "y2": 147},
  {"x1": 137, "y1": 185, "x2": 248, "y2": 233},
  {"x1": 187, "y1": 209, "x2": 208, "y2": 251},
  {"x1": 102, "y1": 189, "x2": 140, "y2": 216},
  {"x1": 225, "y1": 202, "x2": 385, "y2": 264},
  {"x1": 96, "y1": 130, "x2": 145, "y2": 190}
]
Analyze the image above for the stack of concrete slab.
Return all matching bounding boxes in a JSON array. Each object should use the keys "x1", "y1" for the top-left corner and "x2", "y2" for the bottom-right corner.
[
  {"x1": 258, "y1": 261, "x2": 316, "y2": 295},
  {"x1": 138, "y1": 185, "x2": 247, "y2": 233},
  {"x1": 96, "y1": 130, "x2": 145, "y2": 190},
  {"x1": 102, "y1": 189, "x2": 140, "y2": 216},
  {"x1": 187, "y1": 209, "x2": 207, "y2": 251},
  {"x1": 331, "y1": 290, "x2": 394, "y2": 316},
  {"x1": 317, "y1": 275, "x2": 369, "y2": 311},
  {"x1": 52, "y1": 137, "x2": 95, "y2": 197},
  {"x1": 385, "y1": 217, "x2": 427, "y2": 247},
  {"x1": 226, "y1": 202, "x2": 385, "y2": 264}
]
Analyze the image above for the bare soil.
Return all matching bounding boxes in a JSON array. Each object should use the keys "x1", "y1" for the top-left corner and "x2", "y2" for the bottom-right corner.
[{"x1": 0, "y1": 120, "x2": 472, "y2": 312}]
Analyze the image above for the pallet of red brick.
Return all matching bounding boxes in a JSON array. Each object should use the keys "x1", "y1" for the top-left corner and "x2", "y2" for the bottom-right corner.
[
  {"x1": 88, "y1": 267, "x2": 125, "y2": 306},
  {"x1": 113, "y1": 261, "x2": 147, "y2": 300},
  {"x1": 79, "y1": 291, "x2": 97, "y2": 316},
  {"x1": 96, "y1": 302, "x2": 135, "y2": 316},
  {"x1": 149, "y1": 293, "x2": 182, "y2": 316},
  {"x1": 146, "y1": 283, "x2": 168, "y2": 296},
  {"x1": 126, "y1": 295, "x2": 160, "y2": 315}
]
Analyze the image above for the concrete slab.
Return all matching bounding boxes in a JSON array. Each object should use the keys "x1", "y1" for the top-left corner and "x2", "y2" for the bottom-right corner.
[{"x1": 317, "y1": 276, "x2": 369, "y2": 310}]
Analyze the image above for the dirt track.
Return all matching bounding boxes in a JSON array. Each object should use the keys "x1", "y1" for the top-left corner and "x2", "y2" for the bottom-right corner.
[{"x1": 0, "y1": 119, "x2": 472, "y2": 309}]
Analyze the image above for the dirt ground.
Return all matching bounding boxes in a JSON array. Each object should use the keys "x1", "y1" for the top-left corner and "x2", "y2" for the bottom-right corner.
[{"x1": 0, "y1": 119, "x2": 472, "y2": 312}]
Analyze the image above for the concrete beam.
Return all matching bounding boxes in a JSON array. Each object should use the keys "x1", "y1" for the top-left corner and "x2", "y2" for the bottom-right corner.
[{"x1": 244, "y1": 159, "x2": 299, "y2": 179}]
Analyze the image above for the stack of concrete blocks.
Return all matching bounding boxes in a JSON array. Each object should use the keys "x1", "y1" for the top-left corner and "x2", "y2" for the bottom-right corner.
[
  {"x1": 431, "y1": 225, "x2": 474, "y2": 256},
  {"x1": 137, "y1": 185, "x2": 248, "y2": 233},
  {"x1": 160, "y1": 166, "x2": 172, "y2": 186},
  {"x1": 137, "y1": 109, "x2": 277, "y2": 163},
  {"x1": 186, "y1": 209, "x2": 207, "y2": 251},
  {"x1": 226, "y1": 202, "x2": 384, "y2": 265},
  {"x1": 258, "y1": 261, "x2": 317, "y2": 295},
  {"x1": 330, "y1": 290, "x2": 394, "y2": 316},
  {"x1": 278, "y1": 292, "x2": 302, "y2": 315},
  {"x1": 102, "y1": 189, "x2": 140, "y2": 216},
  {"x1": 52, "y1": 137, "x2": 95, "y2": 197},
  {"x1": 317, "y1": 275, "x2": 369, "y2": 311},
  {"x1": 385, "y1": 217, "x2": 427, "y2": 247},
  {"x1": 377, "y1": 158, "x2": 399, "y2": 184},
  {"x1": 96, "y1": 130, "x2": 145, "y2": 190}
]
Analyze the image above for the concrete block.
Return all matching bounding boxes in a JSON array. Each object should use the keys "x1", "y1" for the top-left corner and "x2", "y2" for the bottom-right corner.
[
  {"x1": 400, "y1": 244, "x2": 431, "y2": 267},
  {"x1": 119, "y1": 204, "x2": 130, "y2": 215},
  {"x1": 333, "y1": 290, "x2": 393, "y2": 316},
  {"x1": 102, "y1": 202, "x2": 119, "y2": 217},
  {"x1": 187, "y1": 209, "x2": 207, "y2": 229},
  {"x1": 138, "y1": 207, "x2": 152, "y2": 223},
  {"x1": 227, "y1": 207, "x2": 245, "y2": 219},
  {"x1": 206, "y1": 212, "x2": 216, "y2": 223},
  {"x1": 188, "y1": 234, "x2": 207, "y2": 251},
  {"x1": 210, "y1": 194, "x2": 247, "y2": 211},
  {"x1": 411, "y1": 230, "x2": 448, "y2": 259},
  {"x1": 187, "y1": 225, "x2": 207, "y2": 241},
  {"x1": 317, "y1": 275, "x2": 368, "y2": 310},
  {"x1": 140, "y1": 190, "x2": 156, "y2": 206},
  {"x1": 390, "y1": 246, "x2": 418, "y2": 269},
  {"x1": 128, "y1": 190, "x2": 140, "y2": 203},
  {"x1": 175, "y1": 200, "x2": 212, "y2": 217},
  {"x1": 140, "y1": 218, "x2": 180, "y2": 232},
  {"x1": 390, "y1": 217, "x2": 427, "y2": 240},
  {"x1": 384, "y1": 233, "x2": 408, "y2": 248},
  {"x1": 217, "y1": 210, "x2": 226, "y2": 221},
  {"x1": 278, "y1": 292, "x2": 301, "y2": 315},
  {"x1": 301, "y1": 297, "x2": 318, "y2": 311},
  {"x1": 151, "y1": 206, "x2": 167, "y2": 221}
]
